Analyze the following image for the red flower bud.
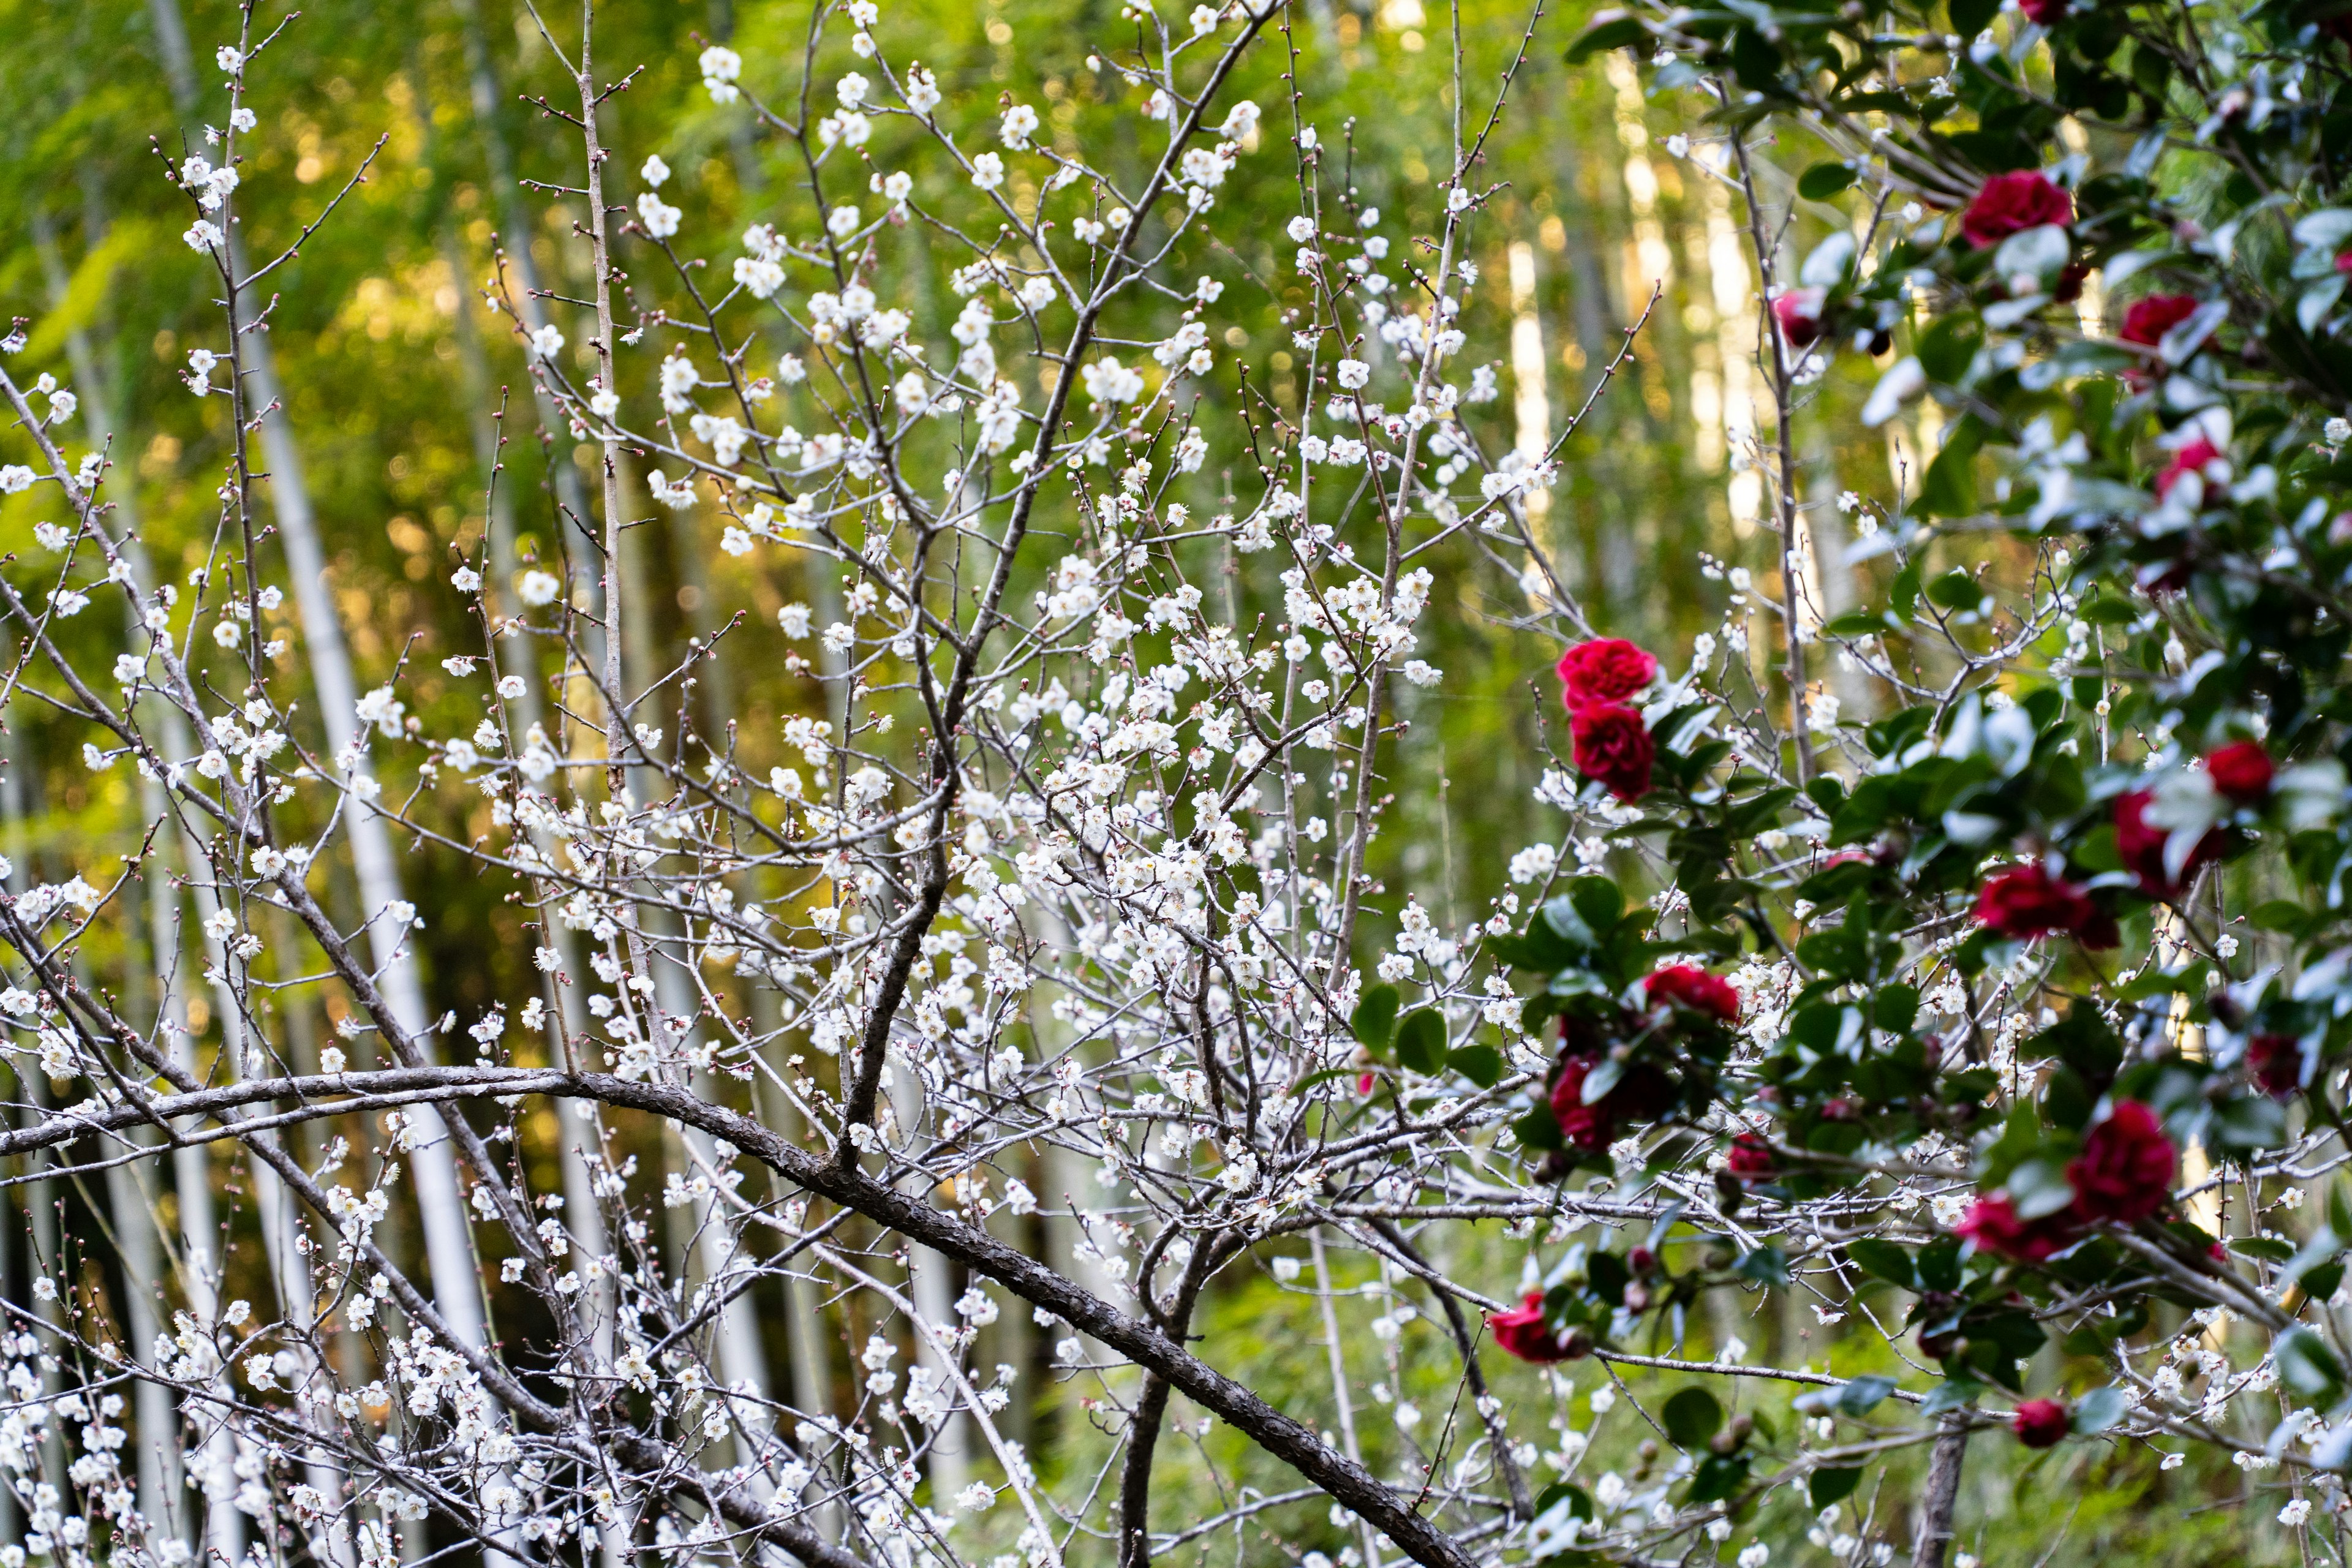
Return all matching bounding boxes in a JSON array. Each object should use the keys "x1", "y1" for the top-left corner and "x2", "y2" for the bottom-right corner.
[
  {"x1": 2247, "y1": 1033, "x2": 2303, "y2": 1099},
  {"x1": 1556, "y1": 638, "x2": 1658, "y2": 711},
  {"x1": 1486, "y1": 1292, "x2": 1577, "y2": 1363},
  {"x1": 1643, "y1": 965, "x2": 1741, "y2": 1023},
  {"x1": 2012, "y1": 1399, "x2": 2070, "y2": 1449},
  {"x1": 1960, "y1": 171, "x2": 2073, "y2": 251},
  {"x1": 1569, "y1": 700, "x2": 1655, "y2": 801},
  {"x1": 2067, "y1": 1099, "x2": 2175, "y2": 1224},
  {"x1": 1628, "y1": 1246, "x2": 1659, "y2": 1277},
  {"x1": 1771, "y1": 287, "x2": 1828, "y2": 349},
  {"x1": 2204, "y1": 741, "x2": 2273, "y2": 805}
]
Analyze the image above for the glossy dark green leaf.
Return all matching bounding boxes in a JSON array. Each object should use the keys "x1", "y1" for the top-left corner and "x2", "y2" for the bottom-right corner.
[
  {"x1": 1847, "y1": 1239, "x2": 1917, "y2": 1289},
  {"x1": 1686, "y1": 1453, "x2": 1750, "y2": 1504},
  {"x1": 1567, "y1": 875, "x2": 1624, "y2": 936},
  {"x1": 1797, "y1": 162, "x2": 1856, "y2": 200},
  {"x1": 1394, "y1": 1008, "x2": 1447, "y2": 1074},
  {"x1": 1835, "y1": 1374, "x2": 1898, "y2": 1417},
  {"x1": 1352, "y1": 985, "x2": 1399, "y2": 1053},
  {"x1": 2071, "y1": 1385, "x2": 2127, "y2": 1434},
  {"x1": 1809, "y1": 1466, "x2": 1865, "y2": 1509},
  {"x1": 1565, "y1": 11, "x2": 1648, "y2": 61},
  {"x1": 1448, "y1": 1044, "x2": 1505, "y2": 1087},
  {"x1": 2278, "y1": 1327, "x2": 2346, "y2": 1401},
  {"x1": 1662, "y1": 1387, "x2": 1724, "y2": 1448},
  {"x1": 1513, "y1": 1104, "x2": 1565, "y2": 1152}
]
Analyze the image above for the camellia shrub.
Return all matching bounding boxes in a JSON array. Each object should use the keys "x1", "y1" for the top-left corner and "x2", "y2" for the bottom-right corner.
[{"x1": 6, "y1": 0, "x2": 2352, "y2": 1562}]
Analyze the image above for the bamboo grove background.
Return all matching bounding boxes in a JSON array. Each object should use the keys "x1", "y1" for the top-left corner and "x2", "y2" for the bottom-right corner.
[{"x1": 0, "y1": 0, "x2": 2268, "y2": 1561}]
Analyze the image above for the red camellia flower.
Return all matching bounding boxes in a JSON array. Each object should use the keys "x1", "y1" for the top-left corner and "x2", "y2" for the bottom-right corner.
[
  {"x1": 1955, "y1": 1192, "x2": 2082, "y2": 1262},
  {"x1": 1548, "y1": 1054, "x2": 1615, "y2": 1150},
  {"x1": 1644, "y1": 965, "x2": 1742, "y2": 1023},
  {"x1": 2012, "y1": 1399, "x2": 2070, "y2": 1449},
  {"x1": 2113, "y1": 790, "x2": 2221, "y2": 899},
  {"x1": 2155, "y1": 436, "x2": 2223, "y2": 500},
  {"x1": 2018, "y1": 0, "x2": 2065, "y2": 24},
  {"x1": 2119, "y1": 293, "x2": 2199, "y2": 348},
  {"x1": 1960, "y1": 170, "x2": 2074, "y2": 250},
  {"x1": 1974, "y1": 863, "x2": 2114, "y2": 947},
  {"x1": 1550, "y1": 1048, "x2": 1676, "y2": 1150},
  {"x1": 1771, "y1": 287, "x2": 1828, "y2": 348},
  {"x1": 1486, "y1": 1292, "x2": 1577, "y2": 1363},
  {"x1": 1570, "y1": 701, "x2": 1655, "y2": 801},
  {"x1": 1726, "y1": 1133, "x2": 1777, "y2": 1182},
  {"x1": 2067, "y1": 1100, "x2": 2176, "y2": 1224},
  {"x1": 2247, "y1": 1033, "x2": 2304, "y2": 1099},
  {"x1": 2204, "y1": 741, "x2": 2274, "y2": 804},
  {"x1": 1556, "y1": 638, "x2": 1658, "y2": 710}
]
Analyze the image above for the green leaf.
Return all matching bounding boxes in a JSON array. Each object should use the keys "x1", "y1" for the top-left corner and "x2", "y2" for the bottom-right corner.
[
  {"x1": 1352, "y1": 986, "x2": 1400, "y2": 1053},
  {"x1": 2301, "y1": 275, "x2": 2346, "y2": 336},
  {"x1": 1920, "y1": 1378, "x2": 1985, "y2": 1415},
  {"x1": 1917, "y1": 1234, "x2": 1964, "y2": 1292},
  {"x1": 1567, "y1": 875, "x2": 1625, "y2": 936},
  {"x1": 1540, "y1": 895, "x2": 1601, "y2": 954},
  {"x1": 2277, "y1": 1327, "x2": 2345, "y2": 1402},
  {"x1": 1447, "y1": 1044, "x2": 1505, "y2": 1088},
  {"x1": 2250, "y1": 900, "x2": 2311, "y2": 934},
  {"x1": 1949, "y1": 0, "x2": 1999, "y2": 35},
  {"x1": 1924, "y1": 565, "x2": 1985, "y2": 611},
  {"x1": 1662, "y1": 1387, "x2": 1724, "y2": 1449},
  {"x1": 1394, "y1": 1009, "x2": 1448, "y2": 1074},
  {"x1": 1534, "y1": 1481, "x2": 1594, "y2": 1521},
  {"x1": 1579, "y1": 1057, "x2": 1625, "y2": 1105},
  {"x1": 1566, "y1": 10, "x2": 1648, "y2": 61},
  {"x1": 1822, "y1": 609, "x2": 1892, "y2": 638},
  {"x1": 1889, "y1": 563, "x2": 1922, "y2": 625},
  {"x1": 1836, "y1": 1374, "x2": 1898, "y2": 1417},
  {"x1": 1686, "y1": 1453, "x2": 1750, "y2": 1505},
  {"x1": 1737, "y1": 1245, "x2": 1792, "y2": 1285},
  {"x1": 2071, "y1": 1385, "x2": 2127, "y2": 1434},
  {"x1": 1847, "y1": 1239, "x2": 1918, "y2": 1289},
  {"x1": 1873, "y1": 984, "x2": 1920, "y2": 1035},
  {"x1": 1809, "y1": 1466, "x2": 1865, "y2": 1509},
  {"x1": 1798, "y1": 162, "x2": 1857, "y2": 200},
  {"x1": 2039, "y1": 1008, "x2": 2122, "y2": 1084},
  {"x1": 1917, "y1": 312, "x2": 1983, "y2": 386},
  {"x1": 2005, "y1": 1155, "x2": 2078, "y2": 1221},
  {"x1": 1513, "y1": 1103, "x2": 1564, "y2": 1152}
]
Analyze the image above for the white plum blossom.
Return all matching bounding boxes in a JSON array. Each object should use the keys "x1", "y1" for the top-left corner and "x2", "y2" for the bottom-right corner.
[
  {"x1": 700, "y1": 44, "x2": 743, "y2": 101},
  {"x1": 638, "y1": 193, "x2": 682, "y2": 238},
  {"x1": 1080, "y1": 358, "x2": 1144, "y2": 405}
]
